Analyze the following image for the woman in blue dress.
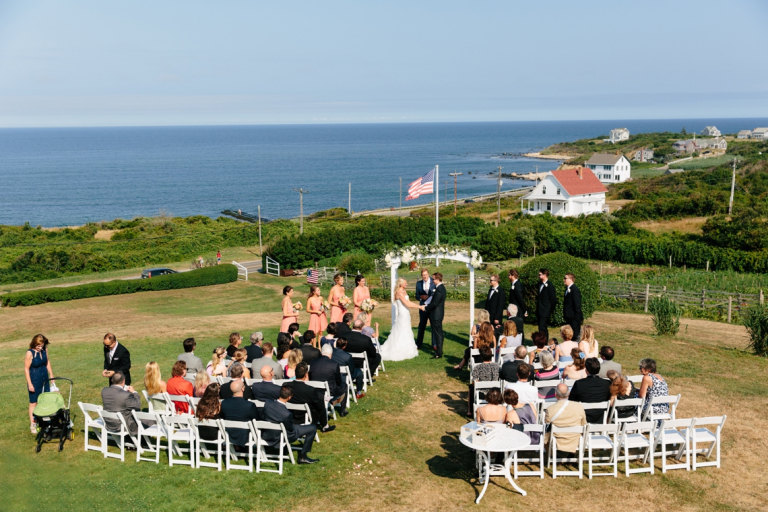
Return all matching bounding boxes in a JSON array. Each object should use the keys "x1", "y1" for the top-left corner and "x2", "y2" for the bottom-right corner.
[{"x1": 24, "y1": 334, "x2": 54, "y2": 434}]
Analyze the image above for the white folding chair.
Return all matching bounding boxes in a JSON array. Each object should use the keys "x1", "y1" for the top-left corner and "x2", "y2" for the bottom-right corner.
[
  {"x1": 512, "y1": 424, "x2": 545, "y2": 478},
  {"x1": 583, "y1": 423, "x2": 619, "y2": 478},
  {"x1": 641, "y1": 394, "x2": 681, "y2": 423},
  {"x1": 245, "y1": 378, "x2": 259, "y2": 387},
  {"x1": 468, "y1": 349, "x2": 480, "y2": 381},
  {"x1": 78, "y1": 402, "x2": 105, "y2": 453},
  {"x1": 191, "y1": 418, "x2": 225, "y2": 471},
  {"x1": 253, "y1": 420, "x2": 291, "y2": 474},
  {"x1": 162, "y1": 415, "x2": 196, "y2": 467},
  {"x1": 284, "y1": 402, "x2": 320, "y2": 443},
  {"x1": 165, "y1": 393, "x2": 193, "y2": 416},
  {"x1": 533, "y1": 380, "x2": 559, "y2": 401},
  {"x1": 217, "y1": 377, "x2": 232, "y2": 386},
  {"x1": 549, "y1": 425, "x2": 584, "y2": 478},
  {"x1": 220, "y1": 419, "x2": 255, "y2": 472},
  {"x1": 582, "y1": 401, "x2": 611, "y2": 424},
  {"x1": 685, "y1": 415, "x2": 726, "y2": 470},
  {"x1": 98, "y1": 410, "x2": 137, "y2": 461},
  {"x1": 627, "y1": 375, "x2": 643, "y2": 385},
  {"x1": 473, "y1": 381, "x2": 499, "y2": 410},
  {"x1": 305, "y1": 380, "x2": 337, "y2": 421},
  {"x1": 557, "y1": 361, "x2": 570, "y2": 371},
  {"x1": 372, "y1": 337, "x2": 385, "y2": 374},
  {"x1": 648, "y1": 417, "x2": 694, "y2": 473},
  {"x1": 132, "y1": 411, "x2": 166, "y2": 464},
  {"x1": 187, "y1": 396, "x2": 200, "y2": 414},
  {"x1": 340, "y1": 366, "x2": 356, "y2": 406},
  {"x1": 349, "y1": 352, "x2": 373, "y2": 390},
  {"x1": 538, "y1": 401, "x2": 557, "y2": 424},
  {"x1": 497, "y1": 347, "x2": 516, "y2": 364},
  {"x1": 532, "y1": 362, "x2": 543, "y2": 370},
  {"x1": 144, "y1": 391, "x2": 172, "y2": 414},
  {"x1": 619, "y1": 421, "x2": 655, "y2": 476},
  {"x1": 608, "y1": 398, "x2": 644, "y2": 428}
]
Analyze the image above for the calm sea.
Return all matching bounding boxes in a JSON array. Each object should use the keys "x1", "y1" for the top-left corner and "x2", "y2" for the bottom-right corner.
[{"x1": 1, "y1": 118, "x2": 766, "y2": 227}]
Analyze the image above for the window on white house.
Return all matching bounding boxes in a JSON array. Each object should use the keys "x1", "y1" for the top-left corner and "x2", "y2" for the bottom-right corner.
[
  {"x1": 564, "y1": 202, "x2": 568, "y2": 212},
  {"x1": 546, "y1": 202, "x2": 552, "y2": 211},
  {"x1": 542, "y1": 186, "x2": 547, "y2": 194},
  {"x1": 556, "y1": 188, "x2": 561, "y2": 195},
  {"x1": 536, "y1": 201, "x2": 540, "y2": 210}
]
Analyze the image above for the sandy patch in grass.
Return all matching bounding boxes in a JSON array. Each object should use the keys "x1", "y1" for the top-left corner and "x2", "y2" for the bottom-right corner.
[
  {"x1": 634, "y1": 217, "x2": 709, "y2": 235},
  {"x1": 605, "y1": 199, "x2": 636, "y2": 213},
  {"x1": 94, "y1": 229, "x2": 118, "y2": 240}
]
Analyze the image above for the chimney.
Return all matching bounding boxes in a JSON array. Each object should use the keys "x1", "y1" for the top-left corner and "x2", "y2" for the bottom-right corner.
[{"x1": 578, "y1": 167, "x2": 583, "y2": 179}]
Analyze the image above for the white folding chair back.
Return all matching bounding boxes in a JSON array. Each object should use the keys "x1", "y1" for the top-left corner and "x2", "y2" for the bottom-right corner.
[
  {"x1": 627, "y1": 375, "x2": 643, "y2": 385},
  {"x1": 253, "y1": 420, "x2": 290, "y2": 474},
  {"x1": 245, "y1": 378, "x2": 258, "y2": 387},
  {"x1": 557, "y1": 361, "x2": 570, "y2": 370},
  {"x1": 349, "y1": 352, "x2": 372, "y2": 390},
  {"x1": 217, "y1": 376, "x2": 232, "y2": 385},
  {"x1": 581, "y1": 401, "x2": 611, "y2": 424},
  {"x1": 649, "y1": 417, "x2": 694, "y2": 473},
  {"x1": 686, "y1": 415, "x2": 726, "y2": 470},
  {"x1": 549, "y1": 425, "x2": 584, "y2": 478},
  {"x1": 284, "y1": 402, "x2": 319, "y2": 442},
  {"x1": 373, "y1": 337, "x2": 385, "y2": 373},
  {"x1": 469, "y1": 349, "x2": 480, "y2": 381},
  {"x1": 608, "y1": 398, "x2": 644, "y2": 426},
  {"x1": 539, "y1": 401, "x2": 557, "y2": 424},
  {"x1": 132, "y1": 411, "x2": 166, "y2": 464},
  {"x1": 473, "y1": 381, "x2": 500, "y2": 409},
  {"x1": 78, "y1": 402, "x2": 105, "y2": 453},
  {"x1": 145, "y1": 392, "x2": 172, "y2": 414},
  {"x1": 187, "y1": 396, "x2": 200, "y2": 414},
  {"x1": 191, "y1": 418, "x2": 225, "y2": 471},
  {"x1": 642, "y1": 394, "x2": 680, "y2": 422},
  {"x1": 219, "y1": 419, "x2": 254, "y2": 472},
  {"x1": 619, "y1": 421, "x2": 655, "y2": 476},
  {"x1": 98, "y1": 409, "x2": 136, "y2": 461},
  {"x1": 162, "y1": 415, "x2": 196, "y2": 467},
  {"x1": 584, "y1": 423, "x2": 619, "y2": 478},
  {"x1": 532, "y1": 362, "x2": 543, "y2": 370},
  {"x1": 165, "y1": 393, "x2": 192, "y2": 416},
  {"x1": 497, "y1": 347, "x2": 516, "y2": 364},
  {"x1": 513, "y1": 424, "x2": 545, "y2": 479},
  {"x1": 340, "y1": 366, "x2": 356, "y2": 406},
  {"x1": 305, "y1": 380, "x2": 336, "y2": 421}
]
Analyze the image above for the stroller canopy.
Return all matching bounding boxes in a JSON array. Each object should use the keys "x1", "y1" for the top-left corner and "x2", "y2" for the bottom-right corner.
[{"x1": 34, "y1": 392, "x2": 65, "y2": 417}]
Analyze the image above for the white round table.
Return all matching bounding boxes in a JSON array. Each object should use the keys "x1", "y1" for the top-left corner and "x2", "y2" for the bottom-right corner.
[{"x1": 459, "y1": 422, "x2": 531, "y2": 503}]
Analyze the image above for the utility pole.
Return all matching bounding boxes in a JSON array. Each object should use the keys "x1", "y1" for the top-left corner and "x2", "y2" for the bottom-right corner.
[
  {"x1": 399, "y1": 177, "x2": 402, "y2": 209},
  {"x1": 449, "y1": 171, "x2": 462, "y2": 215},
  {"x1": 258, "y1": 205, "x2": 263, "y2": 254},
  {"x1": 496, "y1": 166, "x2": 503, "y2": 226},
  {"x1": 348, "y1": 183, "x2": 352, "y2": 215},
  {"x1": 728, "y1": 159, "x2": 736, "y2": 215},
  {"x1": 293, "y1": 188, "x2": 308, "y2": 234}
]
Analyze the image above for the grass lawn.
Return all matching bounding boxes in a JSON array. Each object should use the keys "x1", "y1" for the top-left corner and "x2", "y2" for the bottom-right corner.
[{"x1": 1, "y1": 273, "x2": 767, "y2": 511}]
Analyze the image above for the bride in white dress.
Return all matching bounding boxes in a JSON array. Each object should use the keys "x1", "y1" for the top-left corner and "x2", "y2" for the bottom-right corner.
[{"x1": 380, "y1": 278, "x2": 424, "y2": 361}]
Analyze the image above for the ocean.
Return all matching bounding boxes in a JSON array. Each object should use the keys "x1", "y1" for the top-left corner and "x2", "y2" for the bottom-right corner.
[{"x1": 1, "y1": 118, "x2": 766, "y2": 227}]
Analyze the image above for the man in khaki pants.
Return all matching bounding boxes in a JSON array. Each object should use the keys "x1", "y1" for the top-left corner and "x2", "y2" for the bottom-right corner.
[{"x1": 544, "y1": 383, "x2": 587, "y2": 453}]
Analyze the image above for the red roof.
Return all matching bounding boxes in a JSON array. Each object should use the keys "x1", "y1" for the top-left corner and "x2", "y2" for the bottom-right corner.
[{"x1": 550, "y1": 168, "x2": 608, "y2": 196}]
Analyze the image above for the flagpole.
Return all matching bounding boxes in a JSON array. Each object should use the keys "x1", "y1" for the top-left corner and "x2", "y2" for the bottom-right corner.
[{"x1": 435, "y1": 165, "x2": 440, "y2": 267}]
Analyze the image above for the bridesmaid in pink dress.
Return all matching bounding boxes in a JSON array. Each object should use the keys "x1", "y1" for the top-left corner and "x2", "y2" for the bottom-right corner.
[
  {"x1": 353, "y1": 275, "x2": 372, "y2": 327},
  {"x1": 328, "y1": 274, "x2": 346, "y2": 323},
  {"x1": 280, "y1": 286, "x2": 300, "y2": 332},
  {"x1": 307, "y1": 285, "x2": 328, "y2": 335}
]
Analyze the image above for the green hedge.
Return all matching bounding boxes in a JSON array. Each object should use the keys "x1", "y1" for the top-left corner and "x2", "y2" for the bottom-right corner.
[{"x1": 0, "y1": 264, "x2": 238, "y2": 307}]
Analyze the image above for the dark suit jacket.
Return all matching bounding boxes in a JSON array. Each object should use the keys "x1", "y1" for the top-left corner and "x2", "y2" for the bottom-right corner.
[
  {"x1": 251, "y1": 381, "x2": 281, "y2": 401},
  {"x1": 287, "y1": 380, "x2": 327, "y2": 426},
  {"x1": 425, "y1": 283, "x2": 446, "y2": 319},
  {"x1": 220, "y1": 396, "x2": 261, "y2": 446},
  {"x1": 101, "y1": 385, "x2": 141, "y2": 435},
  {"x1": 309, "y1": 356, "x2": 344, "y2": 397},
  {"x1": 563, "y1": 284, "x2": 583, "y2": 321},
  {"x1": 486, "y1": 286, "x2": 506, "y2": 326},
  {"x1": 500, "y1": 360, "x2": 530, "y2": 383},
  {"x1": 569, "y1": 375, "x2": 612, "y2": 424},
  {"x1": 262, "y1": 400, "x2": 301, "y2": 444},
  {"x1": 415, "y1": 278, "x2": 437, "y2": 306},
  {"x1": 335, "y1": 322, "x2": 352, "y2": 337},
  {"x1": 299, "y1": 343, "x2": 321, "y2": 364},
  {"x1": 332, "y1": 347, "x2": 355, "y2": 372},
  {"x1": 219, "y1": 379, "x2": 254, "y2": 400},
  {"x1": 104, "y1": 343, "x2": 132, "y2": 385},
  {"x1": 508, "y1": 279, "x2": 527, "y2": 317},
  {"x1": 245, "y1": 344, "x2": 263, "y2": 363},
  {"x1": 536, "y1": 280, "x2": 558, "y2": 319},
  {"x1": 343, "y1": 331, "x2": 378, "y2": 369}
]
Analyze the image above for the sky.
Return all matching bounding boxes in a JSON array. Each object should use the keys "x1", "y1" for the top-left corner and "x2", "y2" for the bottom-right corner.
[{"x1": 0, "y1": 0, "x2": 767, "y2": 127}]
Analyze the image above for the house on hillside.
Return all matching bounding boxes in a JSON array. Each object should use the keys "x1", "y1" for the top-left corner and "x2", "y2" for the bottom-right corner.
[
  {"x1": 633, "y1": 148, "x2": 654, "y2": 162},
  {"x1": 751, "y1": 128, "x2": 768, "y2": 140},
  {"x1": 701, "y1": 126, "x2": 721, "y2": 137},
  {"x1": 695, "y1": 138, "x2": 728, "y2": 150},
  {"x1": 606, "y1": 128, "x2": 630, "y2": 143},
  {"x1": 673, "y1": 139, "x2": 700, "y2": 155},
  {"x1": 737, "y1": 130, "x2": 752, "y2": 139},
  {"x1": 521, "y1": 168, "x2": 607, "y2": 217},
  {"x1": 585, "y1": 153, "x2": 631, "y2": 183}
]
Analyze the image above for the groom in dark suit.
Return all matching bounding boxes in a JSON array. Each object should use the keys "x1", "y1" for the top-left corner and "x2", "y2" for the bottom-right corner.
[
  {"x1": 415, "y1": 268, "x2": 436, "y2": 349},
  {"x1": 424, "y1": 272, "x2": 446, "y2": 359},
  {"x1": 562, "y1": 273, "x2": 583, "y2": 341},
  {"x1": 536, "y1": 268, "x2": 558, "y2": 334}
]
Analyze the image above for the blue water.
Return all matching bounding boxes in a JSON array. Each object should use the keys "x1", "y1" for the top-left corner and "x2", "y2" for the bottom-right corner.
[{"x1": 1, "y1": 118, "x2": 766, "y2": 226}]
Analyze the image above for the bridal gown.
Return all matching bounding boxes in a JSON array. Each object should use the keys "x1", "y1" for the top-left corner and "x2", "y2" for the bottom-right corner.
[{"x1": 380, "y1": 297, "x2": 419, "y2": 361}]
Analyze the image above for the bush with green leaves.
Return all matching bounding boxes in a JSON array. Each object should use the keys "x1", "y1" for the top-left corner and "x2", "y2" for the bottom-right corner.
[
  {"x1": 648, "y1": 295, "x2": 681, "y2": 336},
  {"x1": 742, "y1": 305, "x2": 768, "y2": 357},
  {"x1": 518, "y1": 252, "x2": 599, "y2": 326},
  {"x1": 0, "y1": 264, "x2": 238, "y2": 307},
  {"x1": 338, "y1": 253, "x2": 374, "y2": 275},
  {"x1": 474, "y1": 224, "x2": 518, "y2": 261}
]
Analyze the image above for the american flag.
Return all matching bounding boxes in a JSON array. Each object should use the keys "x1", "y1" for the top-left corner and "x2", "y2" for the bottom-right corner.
[
  {"x1": 306, "y1": 268, "x2": 319, "y2": 284},
  {"x1": 405, "y1": 167, "x2": 435, "y2": 201}
]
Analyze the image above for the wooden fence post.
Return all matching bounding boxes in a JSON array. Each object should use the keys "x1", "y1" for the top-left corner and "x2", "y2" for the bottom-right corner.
[
  {"x1": 701, "y1": 289, "x2": 706, "y2": 309},
  {"x1": 644, "y1": 284, "x2": 650, "y2": 312},
  {"x1": 737, "y1": 293, "x2": 742, "y2": 315},
  {"x1": 761, "y1": 289, "x2": 764, "y2": 306},
  {"x1": 706, "y1": 260, "x2": 710, "y2": 272},
  {"x1": 727, "y1": 296, "x2": 732, "y2": 324},
  {"x1": 669, "y1": 255, "x2": 672, "y2": 268}
]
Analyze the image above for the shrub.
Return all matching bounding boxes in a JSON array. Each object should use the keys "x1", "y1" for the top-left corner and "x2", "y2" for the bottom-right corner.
[
  {"x1": 648, "y1": 296, "x2": 681, "y2": 336},
  {"x1": 742, "y1": 305, "x2": 768, "y2": 357},
  {"x1": 519, "y1": 252, "x2": 599, "y2": 326},
  {"x1": 474, "y1": 224, "x2": 519, "y2": 261},
  {"x1": 0, "y1": 264, "x2": 238, "y2": 307},
  {"x1": 338, "y1": 253, "x2": 374, "y2": 275}
]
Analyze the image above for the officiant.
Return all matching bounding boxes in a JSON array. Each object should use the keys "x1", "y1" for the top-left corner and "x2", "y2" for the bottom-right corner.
[{"x1": 415, "y1": 268, "x2": 436, "y2": 349}]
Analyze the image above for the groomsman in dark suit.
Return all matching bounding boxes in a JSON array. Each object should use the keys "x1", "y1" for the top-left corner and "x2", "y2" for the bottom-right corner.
[
  {"x1": 562, "y1": 273, "x2": 584, "y2": 341},
  {"x1": 415, "y1": 268, "x2": 436, "y2": 349},
  {"x1": 485, "y1": 275, "x2": 506, "y2": 328},
  {"x1": 507, "y1": 269, "x2": 526, "y2": 319},
  {"x1": 536, "y1": 268, "x2": 557, "y2": 334}
]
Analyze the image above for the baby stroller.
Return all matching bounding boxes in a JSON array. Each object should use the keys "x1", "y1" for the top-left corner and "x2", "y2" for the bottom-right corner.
[{"x1": 33, "y1": 377, "x2": 74, "y2": 452}]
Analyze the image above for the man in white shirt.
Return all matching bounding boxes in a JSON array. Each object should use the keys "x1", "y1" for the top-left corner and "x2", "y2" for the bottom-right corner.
[{"x1": 504, "y1": 362, "x2": 539, "y2": 405}]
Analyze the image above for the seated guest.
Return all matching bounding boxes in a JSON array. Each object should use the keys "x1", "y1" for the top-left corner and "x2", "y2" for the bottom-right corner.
[
  {"x1": 533, "y1": 351, "x2": 559, "y2": 400},
  {"x1": 230, "y1": 348, "x2": 250, "y2": 379},
  {"x1": 194, "y1": 371, "x2": 210, "y2": 397},
  {"x1": 578, "y1": 324, "x2": 599, "y2": 359},
  {"x1": 101, "y1": 372, "x2": 141, "y2": 436},
  {"x1": 177, "y1": 337, "x2": 204, "y2": 374},
  {"x1": 569, "y1": 357, "x2": 611, "y2": 423},
  {"x1": 555, "y1": 325, "x2": 578, "y2": 363},
  {"x1": 219, "y1": 379, "x2": 261, "y2": 447},
  {"x1": 455, "y1": 322, "x2": 496, "y2": 371},
  {"x1": 166, "y1": 361, "x2": 194, "y2": 414},
  {"x1": 608, "y1": 371, "x2": 637, "y2": 419},
  {"x1": 277, "y1": 343, "x2": 290, "y2": 371},
  {"x1": 544, "y1": 383, "x2": 587, "y2": 453},
  {"x1": 226, "y1": 332, "x2": 243, "y2": 358},
  {"x1": 194, "y1": 383, "x2": 222, "y2": 442},
  {"x1": 252, "y1": 365, "x2": 281, "y2": 401},
  {"x1": 320, "y1": 323, "x2": 337, "y2": 348},
  {"x1": 504, "y1": 361, "x2": 539, "y2": 406},
  {"x1": 287, "y1": 362, "x2": 335, "y2": 433},
  {"x1": 562, "y1": 349, "x2": 587, "y2": 380},
  {"x1": 251, "y1": 342, "x2": 284, "y2": 380},
  {"x1": 500, "y1": 345, "x2": 529, "y2": 383},
  {"x1": 206, "y1": 346, "x2": 227, "y2": 377},
  {"x1": 309, "y1": 344, "x2": 348, "y2": 417},
  {"x1": 219, "y1": 363, "x2": 254, "y2": 400},
  {"x1": 468, "y1": 346, "x2": 499, "y2": 418},
  {"x1": 503, "y1": 389, "x2": 539, "y2": 444},
  {"x1": 637, "y1": 358, "x2": 669, "y2": 417},
  {"x1": 143, "y1": 361, "x2": 167, "y2": 412},
  {"x1": 341, "y1": 316, "x2": 382, "y2": 377},
  {"x1": 598, "y1": 346, "x2": 621, "y2": 379},
  {"x1": 335, "y1": 312, "x2": 354, "y2": 336},
  {"x1": 506, "y1": 304, "x2": 524, "y2": 340},
  {"x1": 245, "y1": 332, "x2": 264, "y2": 363},
  {"x1": 262, "y1": 385, "x2": 318, "y2": 464},
  {"x1": 299, "y1": 330, "x2": 322, "y2": 364},
  {"x1": 527, "y1": 331, "x2": 549, "y2": 365},
  {"x1": 498, "y1": 320, "x2": 522, "y2": 352},
  {"x1": 333, "y1": 337, "x2": 365, "y2": 399},
  {"x1": 285, "y1": 349, "x2": 303, "y2": 379},
  {"x1": 357, "y1": 313, "x2": 378, "y2": 340},
  {"x1": 288, "y1": 323, "x2": 302, "y2": 344},
  {"x1": 475, "y1": 387, "x2": 506, "y2": 424}
]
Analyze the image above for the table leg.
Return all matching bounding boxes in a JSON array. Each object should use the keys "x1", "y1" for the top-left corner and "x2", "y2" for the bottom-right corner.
[
  {"x1": 476, "y1": 451, "x2": 491, "y2": 504},
  {"x1": 504, "y1": 453, "x2": 527, "y2": 496}
]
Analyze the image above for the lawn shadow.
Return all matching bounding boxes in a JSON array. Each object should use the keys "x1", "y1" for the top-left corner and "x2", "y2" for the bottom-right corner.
[{"x1": 438, "y1": 391, "x2": 468, "y2": 418}]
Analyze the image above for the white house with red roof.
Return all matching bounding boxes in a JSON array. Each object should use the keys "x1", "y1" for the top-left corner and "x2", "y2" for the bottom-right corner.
[{"x1": 521, "y1": 167, "x2": 608, "y2": 217}]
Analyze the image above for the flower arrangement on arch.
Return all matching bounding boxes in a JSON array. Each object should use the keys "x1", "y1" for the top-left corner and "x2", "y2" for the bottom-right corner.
[{"x1": 382, "y1": 244, "x2": 483, "y2": 268}]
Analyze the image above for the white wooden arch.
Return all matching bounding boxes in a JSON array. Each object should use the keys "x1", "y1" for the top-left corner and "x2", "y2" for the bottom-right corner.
[{"x1": 389, "y1": 252, "x2": 476, "y2": 337}]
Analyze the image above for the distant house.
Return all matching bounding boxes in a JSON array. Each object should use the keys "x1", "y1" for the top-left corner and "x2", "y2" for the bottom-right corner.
[
  {"x1": 673, "y1": 139, "x2": 701, "y2": 155},
  {"x1": 605, "y1": 128, "x2": 630, "y2": 144},
  {"x1": 697, "y1": 138, "x2": 728, "y2": 150},
  {"x1": 585, "y1": 153, "x2": 632, "y2": 183},
  {"x1": 751, "y1": 128, "x2": 768, "y2": 140},
  {"x1": 521, "y1": 168, "x2": 607, "y2": 217},
  {"x1": 701, "y1": 126, "x2": 721, "y2": 137},
  {"x1": 633, "y1": 148, "x2": 654, "y2": 162},
  {"x1": 737, "y1": 130, "x2": 752, "y2": 139}
]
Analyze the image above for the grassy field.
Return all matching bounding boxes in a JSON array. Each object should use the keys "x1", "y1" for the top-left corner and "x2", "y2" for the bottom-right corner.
[
  {"x1": 675, "y1": 154, "x2": 738, "y2": 170},
  {"x1": 1, "y1": 272, "x2": 767, "y2": 511}
]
